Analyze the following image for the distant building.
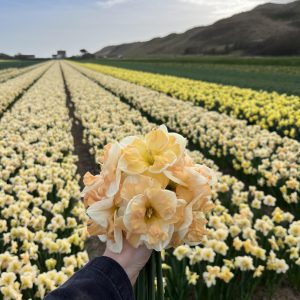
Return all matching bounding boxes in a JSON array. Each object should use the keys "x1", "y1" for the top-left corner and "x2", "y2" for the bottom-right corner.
[
  {"x1": 14, "y1": 54, "x2": 35, "y2": 59},
  {"x1": 57, "y1": 50, "x2": 66, "y2": 59},
  {"x1": 52, "y1": 55, "x2": 57, "y2": 59}
]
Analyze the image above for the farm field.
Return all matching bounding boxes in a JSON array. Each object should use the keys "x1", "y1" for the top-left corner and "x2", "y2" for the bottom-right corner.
[
  {"x1": 0, "y1": 60, "x2": 299, "y2": 300},
  {"x1": 0, "y1": 60, "x2": 42, "y2": 71},
  {"x1": 0, "y1": 62, "x2": 48, "y2": 84},
  {"x1": 78, "y1": 57, "x2": 300, "y2": 96},
  {"x1": 76, "y1": 61, "x2": 300, "y2": 140}
]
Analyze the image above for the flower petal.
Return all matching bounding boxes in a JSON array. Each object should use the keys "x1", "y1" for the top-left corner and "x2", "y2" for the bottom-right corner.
[
  {"x1": 143, "y1": 170, "x2": 169, "y2": 189},
  {"x1": 121, "y1": 175, "x2": 160, "y2": 201},
  {"x1": 147, "y1": 189, "x2": 177, "y2": 220},
  {"x1": 118, "y1": 138, "x2": 150, "y2": 174},
  {"x1": 164, "y1": 169, "x2": 187, "y2": 186},
  {"x1": 123, "y1": 194, "x2": 148, "y2": 234},
  {"x1": 184, "y1": 211, "x2": 208, "y2": 245},
  {"x1": 149, "y1": 150, "x2": 177, "y2": 173},
  {"x1": 169, "y1": 133, "x2": 187, "y2": 156},
  {"x1": 145, "y1": 127, "x2": 169, "y2": 154},
  {"x1": 143, "y1": 222, "x2": 174, "y2": 251},
  {"x1": 83, "y1": 172, "x2": 98, "y2": 186},
  {"x1": 107, "y1": 228, "x2": 123, "y2": 254},
  {"x1": 87, "y1": 219, "x2": 106, "y2": 236},
  {"x1": 87, "y1": 197, "x2": 114, "y2": 228}
]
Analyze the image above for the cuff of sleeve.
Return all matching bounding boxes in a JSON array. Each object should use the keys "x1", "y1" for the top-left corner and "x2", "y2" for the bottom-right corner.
[{"x1": 90, "y1": 256, "x2": 134, "y2": 300}]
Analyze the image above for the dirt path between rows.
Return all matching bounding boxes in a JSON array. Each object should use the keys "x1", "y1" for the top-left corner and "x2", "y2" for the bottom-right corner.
[{"x1": 60, "y1": 64, "x2": 105, "y2": 260}]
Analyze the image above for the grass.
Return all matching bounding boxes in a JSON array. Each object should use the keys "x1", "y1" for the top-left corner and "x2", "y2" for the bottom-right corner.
[
  {"x1": 77, "y1": 56, "x2": 300, "y2": 96},
  {"x1": 0, "y1": 60, "x2": 43, "y2": 70}
]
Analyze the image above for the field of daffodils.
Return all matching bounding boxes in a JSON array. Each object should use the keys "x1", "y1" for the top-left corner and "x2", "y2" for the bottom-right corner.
[{"x1": 0, "y1": 60, "x2": 299, "y2": 300}]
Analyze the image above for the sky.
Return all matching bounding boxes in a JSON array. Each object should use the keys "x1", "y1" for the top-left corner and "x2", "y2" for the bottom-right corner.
[{"x1": 0, "y1": 0, "x2": 296, "y2": 58}]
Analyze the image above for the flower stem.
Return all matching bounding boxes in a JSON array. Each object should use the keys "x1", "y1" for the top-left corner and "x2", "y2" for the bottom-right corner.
[
  {"x1": 155, "y1": 251, "x2": 164, "y2": 300},
  {"x1": 149, "y1": 252, "x2": 156, "y2": 300}
]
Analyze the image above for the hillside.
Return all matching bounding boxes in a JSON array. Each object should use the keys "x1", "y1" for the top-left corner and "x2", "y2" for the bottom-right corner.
[
  {"x1": 0, "y1": 53, "x2": 12, "y2": 59},
  {"x1": 95, "y1": 0, "x2": 300, "y2": 57}
]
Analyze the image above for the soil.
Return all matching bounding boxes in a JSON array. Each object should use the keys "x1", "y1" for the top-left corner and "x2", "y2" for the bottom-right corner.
[
  {"x1": 61, "y1": 65, "x2": 99, "y2": 186},
  {"x1": 253, "y1": 286, "x2": 300, "y2": 300},
  {"x1": 61, "y1": 64, "x2": 104, "y2": 259}
]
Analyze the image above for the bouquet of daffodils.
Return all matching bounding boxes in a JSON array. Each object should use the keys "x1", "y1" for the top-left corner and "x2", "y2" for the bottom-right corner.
[{"x1": 82, "y1": 125, "x2": 216, "y2": 299}]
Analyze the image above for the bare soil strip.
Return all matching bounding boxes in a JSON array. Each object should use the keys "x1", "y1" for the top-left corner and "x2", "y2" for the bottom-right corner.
[
  {"x1": 60, "y1": 65, "x2": 104, "y2": 259},
  {"x1": 60, "y1": 65, "x2": 99, "y2": 187}
]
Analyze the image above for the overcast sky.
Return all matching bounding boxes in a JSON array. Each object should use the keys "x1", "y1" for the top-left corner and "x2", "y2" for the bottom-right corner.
[{"x1": 0, "y1": 0, "x2": 295, "y2": 57}]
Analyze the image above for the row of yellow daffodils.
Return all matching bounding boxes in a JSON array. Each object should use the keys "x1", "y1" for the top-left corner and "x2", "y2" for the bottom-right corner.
[
  {"x1": 61, "y1": 62, "x2": 300, "y2": 299},
  {"x1": 78, "y1": 63, "x2": 300, "y2": 139},
  {"x1": 0, "y1": 62, "x2": 51, "y2": 116},
  {"x1": 0, "y1": 64, "x2": 41, "y2": 84},
  {"x1": 0, "y1": 62, "x2": 88, "y2": 300},
  {"x1": 71, "y1": 63, "x2": 300, "y2": 211}
]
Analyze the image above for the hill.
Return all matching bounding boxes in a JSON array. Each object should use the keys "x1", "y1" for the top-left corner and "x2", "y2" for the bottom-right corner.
[
  {"x1": 95, "y1": 0, "x2": 300, "y2": 57},
  {"x1": 0, "y1": 53, "x2": 12, "y2": 59}
]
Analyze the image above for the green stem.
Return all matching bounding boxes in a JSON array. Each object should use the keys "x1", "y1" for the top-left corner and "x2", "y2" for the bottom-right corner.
[
  {"x1": 149, "y1": 253, "x2": 156, "y2": 300},
  {"x1": 138, "y1": 268, "x2": 144, "y2": 300},
  {"x1": 155, "y1": 251, "x2": 164, "y2": 300}
]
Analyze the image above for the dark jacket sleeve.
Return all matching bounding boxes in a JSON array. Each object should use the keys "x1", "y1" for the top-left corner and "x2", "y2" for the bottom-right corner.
[{"x1": 44, "y1": 256, "x2": 134, "y2": 300}]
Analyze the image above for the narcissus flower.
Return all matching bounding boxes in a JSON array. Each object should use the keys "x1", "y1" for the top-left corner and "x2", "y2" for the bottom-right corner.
[
  {"x1": 82, "y1": 126, "x2": 215, "y2": 253},
  {"x1": 121, "y1": 175, "x2": 178, "y2": 251},
  {"x1": 118, "y1": 125, "x2": 186, "y2": 174}
]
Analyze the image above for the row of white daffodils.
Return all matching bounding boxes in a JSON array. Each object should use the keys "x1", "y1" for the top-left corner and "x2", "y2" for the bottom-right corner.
[
  {"x1": 0, "y1": 63, "x2": 41, "y2": 84},
  {"x1": 0, "y1": 62, "x2": 88, "y2": 300},
  {"x1": 0, "y1": 62, "x2": 52, "y2": 115}
]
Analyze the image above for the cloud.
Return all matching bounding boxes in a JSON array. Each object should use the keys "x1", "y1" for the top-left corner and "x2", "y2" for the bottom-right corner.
[
  {"x1": 179, "y1": 0, "x2": 294, "y2": 4},
  {"x1": 96, "y1": 0, "x2": 128, "y2": 7},
  {"x1": 178, "y1": 0, "x2": 295, "y2": 17}
]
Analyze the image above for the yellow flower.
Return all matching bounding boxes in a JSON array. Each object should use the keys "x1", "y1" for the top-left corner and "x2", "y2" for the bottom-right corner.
[
  {"x1": 219, "y1": 266, "x2": 234, "y2": 283},
  {"x1": 253, "y1": 265, "x2": 264, "y2": 278},
  {"x1": 119, "y1": 125, "x2": 186, "y2": 175},
  {"x1": 173, "y1": 245, "x2": 191, "y2": 260},
  {"x1": 233, "y1": 237, "x2": 243, "y2": 251},
  {"x1": 20, "y1": 274, "x2": 34, "y2": 290},
  {"x1": 234, "y1": 256, "x2": 254, "y2": 271},
  {"x1": 0, "y1": 272, "x2": 16, "y2": 286},
  {"x1": 185, "y1": 266, "x2": 199, "y2": 285},
  {"x1": 122, "y1": 175, "x2": 178, "y2": 250},
  {"x1": 46, "y1": 258, "x2": 57, "y2": 270}
]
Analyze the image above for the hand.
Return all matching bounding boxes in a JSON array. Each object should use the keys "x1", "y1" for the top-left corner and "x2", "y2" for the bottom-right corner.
[{"x1": 103, "y1": 239, "x2": 152, "y2": 286}]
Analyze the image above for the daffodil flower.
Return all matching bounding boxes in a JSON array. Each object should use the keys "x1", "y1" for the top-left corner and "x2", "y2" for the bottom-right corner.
[
  {"x1": 121, "y1": 175, "x2": 178, "y2": 251},
  {"x1": 118, "y1": 125, "x2": 186, "y2": 175}
]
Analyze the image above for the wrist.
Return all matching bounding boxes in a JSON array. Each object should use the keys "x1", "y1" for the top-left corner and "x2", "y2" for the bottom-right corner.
[{"x1": 103, "y1": 250, "x2": 139, "y2": 286}]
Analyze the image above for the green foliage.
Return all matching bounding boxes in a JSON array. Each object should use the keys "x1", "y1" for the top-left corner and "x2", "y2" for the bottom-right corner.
[
  {"x1": 78, "y1": 57, "x2": 300, "y2": 96},
  {"x1": 0, "y1": 60, "x2": 42, "y2": 70}
]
